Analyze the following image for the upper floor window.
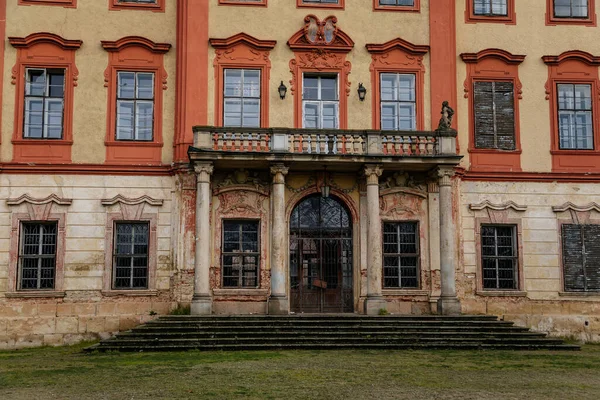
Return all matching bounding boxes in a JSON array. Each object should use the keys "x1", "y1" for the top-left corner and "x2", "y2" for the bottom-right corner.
[
  {"x1": 219, "y1": 0, "x2": 268, "y2": 6},
  {"x1": 302, "y1": 0, "x2": 339, "y2": 4},
  {"x1": 223, "y1": 69, "x2": 261, "y2": 128},
  {"x1": 222, "y1": 220, "x2": 260, "y2": 288},
  {"x1": 109, "y1": 0, "x2": 165, "y2": 11},
  {"x1": 119, "y1": 0, "x2": 156, "y2": 3},
  {"x1": 481, "y1": 225, "x2": 518, "y2": 290},
  {"x1": 562, "y1": 224, "x2": 600, "y2": 292},
  {"x1": 473, "y1": 81, "x2": 516, "y2": 150},
  {"x1": 554, "y1": 0, "x2": 588, "y2": 18},
  {"x1": 302, "y1": 74, "x2": 339, "y2": 129},
  {"x1": 378, "y1": 0, "x2": 414, "y2": 6},
  {"x1": 474, "y1": 0, "x2": 507, "y2": 16},
  {"x1": 19, "y1": 222, "x2": 57, "y2": 290},
  {"x1": 383, "y1": 222, "x2": 419, "y2": 289},
  {"x1": 380, "y1": 73, "x2": 416, "y2": 131},
  {"x1": 113, "y1": 222, "x2": 149, "y2": 290},
  {"x1": 116, "y1": 71, "x2": 154, "y2": 141},
  {"x1": 557, "y1": 83, "x2": 593, "y2": 150},
  {"x1": 24, "y1": 68, "x2": 65, "y2": 139}
]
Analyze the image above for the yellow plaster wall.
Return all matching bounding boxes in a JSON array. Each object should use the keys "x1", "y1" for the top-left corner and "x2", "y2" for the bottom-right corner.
[
  {"x1": 207, "y1": 0, "x2": 431, "y2": 130},
  {"x1": 1, "y1": 0, "x2": 177, "y2": 164},
  {"x1": 456, "y1": 0, "x2": 600, "y2": 172}
]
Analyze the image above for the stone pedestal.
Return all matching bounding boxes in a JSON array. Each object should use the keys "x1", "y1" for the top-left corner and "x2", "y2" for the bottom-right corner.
[
  {"x1": 191, "y1": 162, "x2": 213, "y2": 315},
  {"x1": 436, "y1": 166, "x2": 461, "y2": 315},
  {"x1": 363, "y1": 164, "x2": 386, "y2": 315},
  {"x1": 268, "y1": 164, "x2": 289, "y2": 314}
]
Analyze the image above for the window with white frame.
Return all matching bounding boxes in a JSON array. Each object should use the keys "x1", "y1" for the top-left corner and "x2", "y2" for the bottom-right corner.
[
  {"x1": 18, "y1": 222, "x2": 57, "y2": 290},
  {"x1": 554, "y1": 0, "x2": 588, "y2": 18},
  {"x1": 473, "y1": 0, "x2": 508, "y2": 16},
  {"x1": 380, "y1": 73, "x2": 416, "y2": 131},
  {"x1": 481, "y1": 225, "x2": 518, "y2": 290},
  {"x1": 116, "y1": 71, "x2": 154, "y2": 141},
  {"x1": 302, "y1": 74, "x2": 339, "y2": 129},
  {"x1": 557, "y1": 83, "x2": 593, "y2": 150},
  {"x1": 223, "y1": 69, "x2": 261, "y2": 127},
  {"x1": 24, "y1": 68, "x2": 64, "y2": 139},
  {"x1": 113, "y1": 222, "x2": 149, "y2": 289}
]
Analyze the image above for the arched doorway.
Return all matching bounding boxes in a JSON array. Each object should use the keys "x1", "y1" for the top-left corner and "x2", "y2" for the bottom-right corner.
[{"x1": 289, "y1": 195, "x2": 353, "y2": 313}]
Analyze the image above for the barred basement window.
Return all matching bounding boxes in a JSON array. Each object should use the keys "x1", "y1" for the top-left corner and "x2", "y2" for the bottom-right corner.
[
  {"x1": 113, "y1": 222, "x2": 149, "y2": 289},
  {"x1": 474, "y1": 0, "x2": 508, "y2": 16},
  {"x1": 19, "y1": 222, "x2": 57, "y2": 290},
  {"x1": 222, "y1": 220, "x2": 260, "y2": 288},
  {"x1": 383, "y1": 222, "x2": 419, "y2": 288},
  {"x1": 562, "y1": 224, "x2": 600, "y2": 292},
  {"x1": 481, "y1": 225, "x2": 518, "y2": 290},
  {"x1": 473, "y1": 81, "x2": 516, "y2": 150}
]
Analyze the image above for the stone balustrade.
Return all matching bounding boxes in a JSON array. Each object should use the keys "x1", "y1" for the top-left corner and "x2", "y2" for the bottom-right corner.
[{"x1": 193, "y1": 126, "x2": 457, "y2": 157}]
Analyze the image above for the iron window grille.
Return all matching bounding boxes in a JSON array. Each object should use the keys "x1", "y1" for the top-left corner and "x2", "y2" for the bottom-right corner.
[
  {"x1": 116, "y1": 71, "x2": 155, "y2": 141},
  {"x1": 481, "y1": 225, "x2": 518, "y2": 290},
  {"x1": 113, "y1": 222, "x2": 149, "y2": 289},
  {"x1": 554, "y1": 0, "x2": 589, "y2": 18},
  {"x1": 562, "y1": 224, "x2": 600, "y2": 292},
  {"x1": 302, "y1": 74, "x2": 339, "y2": 129},
  {"x1": 380, "y1": 73, "x2": 417, "y2": 131},
  {"x1": 24, "y1": 68, "x2": 65, "y2": 139},
  {"x1": 222, "y1": 220, "x2": 260, "y2": 288},
  {"x1": 18, "y1": 222, "x2": 57, "y2": 290},
  {"x1": 473, "y1": 80, "x2": 516, "y2": 150},
  {"x1": 473, "y1": 0, "x2": 508, "y2": 16},
  {"x1": 557, "y1": 83, "x2": 593, "y2": 150},
  {"x1": 223, "y1": 69, "x2": 261, "y2": 128},
  {"x1": 383, "y1": 222, "x2": 420, "y2": 288}
]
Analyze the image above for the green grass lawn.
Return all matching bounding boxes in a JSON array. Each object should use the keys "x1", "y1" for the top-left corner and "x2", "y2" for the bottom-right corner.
[{"x1": 1, "y1": 343, "x2": 599, "y2": 400}]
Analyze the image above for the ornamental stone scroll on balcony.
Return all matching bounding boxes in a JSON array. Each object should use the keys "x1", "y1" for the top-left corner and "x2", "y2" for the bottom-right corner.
[{"x1": 192, "y1": 126, "x2": 457, "y2": 157}]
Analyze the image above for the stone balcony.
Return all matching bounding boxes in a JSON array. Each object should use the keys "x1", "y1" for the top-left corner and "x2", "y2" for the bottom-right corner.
[{"x1": 189, "y1": 126, "x2": 462, "y2": 171}]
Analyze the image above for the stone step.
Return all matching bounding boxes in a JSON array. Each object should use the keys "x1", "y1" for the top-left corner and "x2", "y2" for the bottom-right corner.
[
  {"x1": 141, "y1": 320, "x2": 518, "y2": 327},
  {"x1": 158, "y1": 315, "x2": 500, "y2": 321}
]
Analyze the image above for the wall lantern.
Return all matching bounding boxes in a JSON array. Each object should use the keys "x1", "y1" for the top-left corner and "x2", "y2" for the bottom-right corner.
[
  {"x1": 357, "y1": 83, "x2": 367, "y2": 101},
  {"x1": 278, "y1": 81, "x2": 287, "y2": 100},
  {"x1": 320, "y1": 168, "x2": 331, "y2": 199}
]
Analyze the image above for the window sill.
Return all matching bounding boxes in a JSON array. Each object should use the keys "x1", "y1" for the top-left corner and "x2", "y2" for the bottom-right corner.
[
  {"x1": 559, "y1": 291, "x2": 600, "y2": 298},
  {"x1": 476, "y1": 290, "x2": 527, "y2": 297},
  {"x1": 297, "y1": 2, "x2": 344, "y2": 10},
  {"x1": 213, "y1": 288, "x2": 269, "y2": 297},
  {"x1": 109, "y1": 0, "x2": 165, "y2": 12},
  {"x1": 469, "y1": 148, "x2": 522, "y2": 154},
  {"x1": 546, "y1": 17, "x2": 596, "y2": 27},
  {"x1": 382, "y1": 289, "x2": 429, "y2": 296},
  {"x1": 102, "y1": 289, "x2": 158, "y2": 297},
  {"x1": 5, "y1": 291, "x2": 66, "y2": 298},
  {"x1": 465, "y1": 15, "x2": 516, "y2": 25}
]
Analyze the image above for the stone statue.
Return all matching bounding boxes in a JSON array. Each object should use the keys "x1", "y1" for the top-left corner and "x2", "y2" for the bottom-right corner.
[{"x1": 437, "y1": 101, "x2": 454, "y2": 131}]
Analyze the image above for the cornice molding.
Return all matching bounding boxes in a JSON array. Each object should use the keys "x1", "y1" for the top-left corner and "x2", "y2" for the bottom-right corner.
[
  {"x1": 461, "y1": 48, "x2": 526, "y2": 65},
  {"x1": 552, "y1": 202, "x2": 600, "y2": 213},
  {"x1": 101, "y1": 36, "x2": 171, "y2": 54},
  {"x1": 209, "y1": 32, "x2": 277, "y2": 52},
  {"x1": 6, "y1": 194, "x2": 72, "y2": 206},
  {"x1": 101, "y1": 195, "x2": 164, "y2": 207},
  {"x1": 366, "y1": 37, "x2": 429, "y2": 56},
  {"x1": 9, "y1": 32, "x2": 82, "y2": 50},
  {"x1": 469, "y1": 200, "x2": 527, "y2": 212},
  {"x1": 542, "y1": 50, "x2": 600, "y2": 66}
]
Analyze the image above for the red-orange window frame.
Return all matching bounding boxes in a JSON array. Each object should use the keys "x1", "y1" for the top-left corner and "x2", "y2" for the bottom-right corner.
[
  {"x1": 297, "y1": 0, "x2": 344, "y2": 10},
  {"x1": 366, "y1": 38, "x2": 429, "y2": 131},
  {"x1": 8, "y1": 33, "x2": 82, "y2": 164},
  {"x1": 373, "y1": 0, "x2": 420, "y2": 12},
  {"x1": 461, "y1": 49, "x2": 525, "y2": 172},
  {"x1": 218, "y1": 0, "x2": 268, "y2": 7},
  {"x1": 465, "y1": 0, "x2": 516, "y2": 24},
  {"x1": 210, "y1": 33, "x2": 276, "y2": 128},
  {"x1": 546, "y1": 0, "x2": 597, "y2": 26},
  {"x1": 543, "y1": 51, "x2": 600, "y2": 172},
  {"x1": 18, "y1": 0, "x2": 76, "y2": 8},
  {"x1": 101, "y1": 36, "x2": 171, "y2": 165},
  {"x1": 109, "y1": 0, "x2": 165, "y2": 12}
]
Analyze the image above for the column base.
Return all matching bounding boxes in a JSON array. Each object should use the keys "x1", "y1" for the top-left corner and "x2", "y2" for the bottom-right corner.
[
  {"x1": 437, "y1": 297, "x2": 461, "y2": 315},
  {"x1": 268, "y1": 296, "x2": 289, "y2": 315},
  {"x1": 364, "y1": 297, "x2": 387, "y2": 315},
  {"x1": 190, "y1": 295, "x2": 212, "y2": 315}
]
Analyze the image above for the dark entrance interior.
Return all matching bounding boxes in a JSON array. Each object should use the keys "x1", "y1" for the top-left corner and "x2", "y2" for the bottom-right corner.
[{"x1": 290, "y1": 195, "x2": 353, "y2": 313}]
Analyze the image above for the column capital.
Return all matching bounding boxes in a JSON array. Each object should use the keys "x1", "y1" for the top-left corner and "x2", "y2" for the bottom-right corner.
[
  {"x1": 364, "y1": 164, "x2": 383, "y2": 185},
  {"x1": 270, "y1": 164, "x2": 289, "y2": 184},
  {"x1": 194, "y1": 162, "x2": 214, "y2": 183},
  {"x1": 436, "y1": 166, "x2": 455, "y2": 187}
]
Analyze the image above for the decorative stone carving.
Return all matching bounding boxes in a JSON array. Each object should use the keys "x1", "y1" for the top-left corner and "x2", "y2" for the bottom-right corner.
[
  {"x1": 6, "y1": 194, "x2": 72, "y2": 221},
  {"x1": 364, "y1": 165, "x2": 383, "y2": 185},
  {"x1": 289, "y1": 53, "x2": 352, "y2": 97},
  {"x1": 218, "y1": 190, "x2": 268, "y2": 216},
  {"x1": 379, "y1": 172, "x2": 427, "y2": 193},
  {"x1": 216, "y1": 169, "x2": 269, "y2": 192},
  {"x1": 194, "y1": 162, "x2": 214, "y2": 183},
  {"x1": 286, "y1": 176, "x2": 315, "y2": 193},
  {"x1": 436, "y1": 101, "x2": 455, "y2": 131},
  {"x1": 436, "y1": 166, "x2": 455, "y2": 187},
  {"x1": 469, "y1": 200, "x2": 527, "y2": 224},
  {"x1": 101, "y1": 195, "x2": 164, "y2": 221},
  {"x1": 270, "y1": 164, "x2": 289, "y2": 185},
  {"x1": 287, "y1": 15, "x2": 354, "y2": 52}
]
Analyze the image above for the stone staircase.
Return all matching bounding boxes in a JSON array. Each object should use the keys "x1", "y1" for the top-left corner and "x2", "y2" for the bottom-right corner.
[{"x1": 86, "y1": 315, "x2": 580, "y2": 352}]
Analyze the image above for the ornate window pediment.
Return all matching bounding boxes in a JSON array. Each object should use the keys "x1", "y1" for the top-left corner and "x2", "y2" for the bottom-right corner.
[{"x1": 287, "y1": 15, "x2": 354, "y2": 52}]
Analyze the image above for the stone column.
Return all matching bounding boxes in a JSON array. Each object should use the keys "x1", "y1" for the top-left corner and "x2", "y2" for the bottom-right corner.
[
  {"x1": 268, "y1": 164, "x2": 289, "y2": 314},
  {"x1": 363, "y1": 164, "x2": 386, "y2": 315},
  {"x1": 436, "y1": 166, "x2": 461, "y2": 315},
  {"x1": 191, "y1": 162, "x2": 214, "y2": 315}
]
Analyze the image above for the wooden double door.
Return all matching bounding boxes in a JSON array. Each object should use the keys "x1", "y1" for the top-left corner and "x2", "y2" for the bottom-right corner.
[{"x1": 289, "y1": 195, "x2": 353, "y2": 313}]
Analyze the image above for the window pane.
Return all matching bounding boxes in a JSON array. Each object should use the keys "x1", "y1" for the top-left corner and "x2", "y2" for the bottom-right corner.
[
  {"x1": 303, "y1": 102, "x2": 319, "y2": 128},
  {"x1": 380, "y1": 73, "x2": 398, "y2": 101},
  {"x1": 224, "y1": 98, "x2": 242, "y2": 127},
  {"x1": 398, "y1": 74, "x2": 415, "y2": 102},
  {"x1": 136, "y1": 101, "x2": 154, "y2": 140},
  {"x1": 320, "y1": 76, "x2": 338, "y2": 101},
  {"x1": 224, "y1": 69, "x2": 242, "y2": 97},
  {"x1": 398, "y1": 103, "x2": 416, "y2": 130},
  {"x1": 118, "y1": 72, "x2": 136, "y2": 99},
  {"x1": 26, "y1": 69, "x2": 46, "y2": 96},
  {"x1": 242, "y1": 98, "x2": 260, "y2": 128},
  {"x1": 136, "y1": 73, "x2": 154, "y2": 100},
  {"x1": 381, "y1": 103, "x2": 398, "y2": 131},
  {"x1": 116, "y1": 100, "x2": 135, "y2": 140},
  {"x1": 574, "y1": 84, "x2": 592, "y2": 110},
  {"x1": 24, "y1": 99, "x2": 44, "y2": 138},
  {"x1": 322, "y1": 102, "x2": 338, "y2": 129},
  {"x1": 558, "y1": 84, "x2": 574, "y2": 110},
  {"x1": 48, "y1": 72, "x2": 65, "y2": 98},
  {"x1": 243, "y1": 70, "x2": 260, "y2": 98},
  {"x1": 303, "y1": 76, "x2": 319, "y2": 100},
  {"x1": 45, "y1": 99, "x2": 64, "y2": 139}
]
